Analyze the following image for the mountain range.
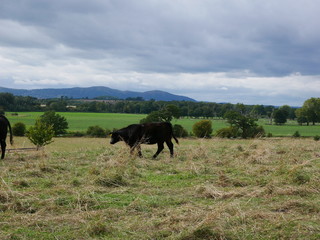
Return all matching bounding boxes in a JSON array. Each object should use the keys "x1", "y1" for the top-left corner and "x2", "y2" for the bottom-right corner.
[{"x1": 0, "y1": 86, "x2": 196, "y2": 102}]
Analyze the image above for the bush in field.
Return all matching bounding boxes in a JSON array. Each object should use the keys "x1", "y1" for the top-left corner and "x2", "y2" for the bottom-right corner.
[
  {"x1": 26, "y1": 119, "x2": 54, "y2": 149},
  {"x1": 192, "y1": 120, "x2": 213, "y2": 138},
  {"x1": 12, "y1": 122, "x2": 26, "y2": 136},
  {"x1": 223, "y1": 111, "x2": 265, "y2": 138},
  {"x1": 173, "y1": 124, "x2": 188, "y2": 138},
  {"x1": 293, "y1": 131, "x2": 301, "y2": 138},
  {"x1": 87, "y1": 125, "x2": 107, "y2": 138},
  {"x1": 314, "y1": 135, "x2": 320, "y2": 141},
  {"x1": 250, "y1": 125, "x2": 265, "y2": 138},
  {"x1": 68, "y1": 131, "x2": 86, "y2": 137},
  {"x1": 40, "y1": 111, "x2": 69, "y2": 136},
  {"x1": 215, "y1": 126, "x2": 238, "y2": 138}
]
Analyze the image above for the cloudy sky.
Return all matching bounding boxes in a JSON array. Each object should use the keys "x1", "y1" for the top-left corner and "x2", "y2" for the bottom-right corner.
[{"x1": 1, "y1": 0, "x2": 319, "y2": 106}]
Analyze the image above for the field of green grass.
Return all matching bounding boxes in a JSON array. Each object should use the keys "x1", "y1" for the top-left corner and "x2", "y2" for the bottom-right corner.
[
  {"x1": 1, "y1": 137, "x2": 319, "y2": 239},
  {"x1": 7, "y1": 112, "x2": 147, "y2": 132},
  {"x1": 6, "y1": 112, "x2": 320, "y2": 137}
]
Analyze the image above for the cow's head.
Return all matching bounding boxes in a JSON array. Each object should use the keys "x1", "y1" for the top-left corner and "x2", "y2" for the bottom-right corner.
[{"x1": 110, "y1": 131, "x2": 121, "y2": 144}]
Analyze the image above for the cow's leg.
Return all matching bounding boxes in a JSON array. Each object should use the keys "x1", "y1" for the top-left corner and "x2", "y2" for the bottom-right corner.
[
  {"x1": 1, "y1": 140, "x2": 6, "y2": 159},
  {"x1": 166, "y1": 140, "x2": 174, "y2": 157},
  {"x1": 130, "y1": 143, "x2": 143, "y2": 157},
  {"x1": 153, "y1": 142, "x2": 164, "y2": 159},
  {"x1": 129, "y1": 143, "x2": 136, "y2": 155},
  {"x1": 136, "y1": 144, "x2": 142, "y2": 157}
]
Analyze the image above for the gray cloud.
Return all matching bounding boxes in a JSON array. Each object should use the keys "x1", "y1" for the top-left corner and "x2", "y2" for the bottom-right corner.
[{"x1": 0, "y1": 0, "x2": 319, "y2": 106}]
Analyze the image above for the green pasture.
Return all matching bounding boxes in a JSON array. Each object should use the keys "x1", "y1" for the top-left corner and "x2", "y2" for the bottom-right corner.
[
  {"x1": 258, "y1": 119, "x2": 320, "y2": 137},
  {"x1": 7, "y1": 112, "x2": 146, "y2": 132},
  {"x1": 6, "y1": 112, "x2": 320, "y2": 137}
]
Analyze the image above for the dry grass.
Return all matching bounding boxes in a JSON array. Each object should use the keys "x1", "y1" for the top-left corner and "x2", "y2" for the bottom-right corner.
[{"x1": 0, "y1": 137, "x2": 319, "y2": 239}]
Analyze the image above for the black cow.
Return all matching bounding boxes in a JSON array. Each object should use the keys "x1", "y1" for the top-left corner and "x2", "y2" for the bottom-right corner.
[
  {"x1": 110, "y1": 122, "x2": 179, "y2": 158},
  {"x1": 0, "y1": 115, "x2": 13, "y2": 159}
]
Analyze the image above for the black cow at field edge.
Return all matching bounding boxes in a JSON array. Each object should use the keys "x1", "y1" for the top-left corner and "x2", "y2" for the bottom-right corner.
[
  {"x1": 110, "y1": 122, "x2": 179, "y2": 158},
  {"x1": 0, "y1": 115, "x2": 13, "y2": 159}
]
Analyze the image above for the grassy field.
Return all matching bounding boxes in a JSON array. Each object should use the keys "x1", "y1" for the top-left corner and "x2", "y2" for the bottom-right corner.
[
  {"x1": 6, "y1": 112, "x2": 320, "y2": 137},
  {"x1": 0, "y1": 137, "x2": 319, "y2": 239},
  {"x1": 6, "y1": 112, "x2": 147, "y2": 132}
]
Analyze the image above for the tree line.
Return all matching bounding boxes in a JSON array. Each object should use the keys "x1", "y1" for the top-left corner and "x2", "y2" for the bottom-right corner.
[{"x1": 1, "y1": 92, "x2": 319, "y2": 125}]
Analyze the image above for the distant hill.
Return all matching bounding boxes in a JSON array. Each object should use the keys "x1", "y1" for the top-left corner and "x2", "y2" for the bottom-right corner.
[{"x1": 0, "y1": 86, "x2": 196, "y2": 101}]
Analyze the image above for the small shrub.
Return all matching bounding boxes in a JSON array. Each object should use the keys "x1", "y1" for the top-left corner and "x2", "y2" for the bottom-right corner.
[
  {"x1": 12, "y1": 122, "x2": 26, "y2": 136},
  {"x1": 26, "y1": 119, "x2": 54, "y2": 149},
  {"x1": 267, "y1": 132, "x2": 273, "y2": 137},
  {"x1": 87, "y1": 125, "x2": 106, "y2": 138},
  {"x1": 215, "y1": 127, "x2": 238, "y2": 138},
  {"x1": 173, "y1": 124, "x2": 188, "y2": 138},
  {"x1": 105, "y1": 128, "x2": 111, "y2": 135},
  {"x1": 192, "y1": 120, "x2": 213, "y2": 138},
  {"x1": 68, "y1": 131, "x2": 85, "y2": 137},
  {"x1": 314, "y1": 135, "x2": 320, "y2": 141},
  {"x1": 251, "y1": 125, "x2": 265, "y2": 138},
  {"x1": 293, "y1": 131, "x2": 301, "y2": 138}
]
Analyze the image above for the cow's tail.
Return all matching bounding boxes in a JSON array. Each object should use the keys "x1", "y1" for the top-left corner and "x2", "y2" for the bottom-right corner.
[
  {"x1": 169, "y1": 122, "x2": 179, "y2": 145},
  {"x1": 8, "y1": 118, "x2": 13, "y2": 145},
  {"x1": 2, "y1": 115, "x2": 13, "y2": 145},
  {"x1": 173, "y1": 134, "x2": 179, "y2": 145}
]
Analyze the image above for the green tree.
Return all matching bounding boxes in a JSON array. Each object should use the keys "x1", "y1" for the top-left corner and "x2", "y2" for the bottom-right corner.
[
  {"x1": 251, "y1": 105, "x2": 267, "y2": 118},
  {"x1": 279, "y1": 105, "x2": 291, "y2": 117},
  {"x1": 12, "y1": 122, "x2": 26, "y2": 136},
  {"x1": 296, "y1": 98, "x2": 320, "y2": 125},
  {"x1": 295, "y1": 108, "x2": 308, "y2": 125},
  {"x1": 140, "y1": 111, "x2": 163, "y2": 123},
  {"x1": 26, "y1": 119, "x2": 54, "y2": 149},
  {"x1": 273, "y1": 109, "x2": 287, "y2": 125},
  {"x1": 48, "y1": 101, "x2": 67, "y2": 111},
  {"x1": 223, "y1": 111, "x2": 264, "y2": 138},
  {"x1": 235, "y1": 103, "x2": 247, "y2": 114},
  {"x1": 0, "y1": 93, "x2": 15, "y2": 111},
  {"x1": 163, "y1": 104, "x2": 181, "y2": 120},
  {"x1": 140, "y1": 104, "x2": 181, "y2": 123},
  {"x1": 39, "y1": 111, "x2": 69, "y2": 135},
  {"x1": 264, "y1": 106, "x2": 276, "y2": 124},
  {"x1": 192, "y1": 120, "x2": 213, "y2": 138}
]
